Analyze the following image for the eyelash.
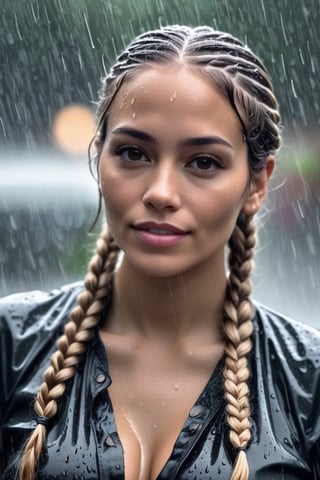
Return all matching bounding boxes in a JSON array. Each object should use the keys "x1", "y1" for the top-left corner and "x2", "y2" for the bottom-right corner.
[
  {"x1": 113, "y1": 145, "x2": 223, "y2": 176},
  {"x1": 114, "y1": 145, "x2": 149, "y2": 164},
  {"x1": 186, "y1": 155, "x2": 223, "y2": 176}
]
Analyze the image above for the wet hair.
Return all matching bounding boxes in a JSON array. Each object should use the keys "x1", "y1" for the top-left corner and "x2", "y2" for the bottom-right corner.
[{"x1": 19, "y1": 25, "x2": 281, "y2": 480}]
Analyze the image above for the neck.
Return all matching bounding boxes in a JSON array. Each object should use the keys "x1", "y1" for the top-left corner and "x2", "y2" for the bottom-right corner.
[{"x1": 106, "y1": 255, "x2": 227, "y2": 344}]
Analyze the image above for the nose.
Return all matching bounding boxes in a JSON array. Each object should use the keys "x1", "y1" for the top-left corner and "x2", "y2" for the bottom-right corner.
[{"x1": 142, "y1": 163, "x2": 181, "y2": 211}]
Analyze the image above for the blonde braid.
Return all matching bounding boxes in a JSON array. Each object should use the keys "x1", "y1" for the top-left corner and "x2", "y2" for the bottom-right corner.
[
  {"x1": 18, "y1": 229, "x2": 120, "y2": 480},
  {"x1": 223, "y1": 215, "x2": 256, "y2": 480}
]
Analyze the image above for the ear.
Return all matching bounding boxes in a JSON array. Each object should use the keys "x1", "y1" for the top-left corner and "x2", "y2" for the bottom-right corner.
[
  {"x1": 93, "y1": 136, "x2": 103, "y2": 156},
  {"x1": 241, "y1": 155, "x2": 275, "y2": 215}
]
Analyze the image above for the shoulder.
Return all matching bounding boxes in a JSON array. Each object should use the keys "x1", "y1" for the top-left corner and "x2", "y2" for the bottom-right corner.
[
  {"x1": 0, "y1": 281, "x2": 83, "y2": 335},
  {"x1": 0, "y1": 282, "x2": 84, "y2": 406},
  {"x1": 253, "y1": 301, "x2": 320, "y2": 359},
  {"x1": 252, "y1": 302, "x2": 320, "y2": 462}
]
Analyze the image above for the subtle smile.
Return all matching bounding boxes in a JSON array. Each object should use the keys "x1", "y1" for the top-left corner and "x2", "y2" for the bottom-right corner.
[{"x1": 132, "y1": 222, "x2": 190, "y2": 247}]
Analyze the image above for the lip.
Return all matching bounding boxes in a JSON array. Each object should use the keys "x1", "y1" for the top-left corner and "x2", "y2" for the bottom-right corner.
[
  {"x1": 133, "y1": 221, "x2": 188, "y2": 234},
  {"x1": 132, "y1": 221, "x2": 190, "y2": 247}
]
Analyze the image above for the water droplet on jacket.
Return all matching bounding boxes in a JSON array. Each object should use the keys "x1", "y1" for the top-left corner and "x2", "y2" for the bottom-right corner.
[
  {"x1": 298, "y1": 363, "x2": 308, "y2": 374},
  {"x1": 283, "y1": 437, "x2": 293, "y2": 447}
]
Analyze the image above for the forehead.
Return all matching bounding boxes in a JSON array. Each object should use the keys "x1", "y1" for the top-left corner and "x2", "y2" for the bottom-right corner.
[{"x1": 107, "y1": 63, "x2": 243, "y2": 145}]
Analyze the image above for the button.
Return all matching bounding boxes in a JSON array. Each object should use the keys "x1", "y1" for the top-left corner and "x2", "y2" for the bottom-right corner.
[
  {"x1": 189, "y1": 406, "x2": 203, "y2": 418},
  {"x1": 96, "y1": 374, "x2": 106, "y2": 383},
  {"x1": 188, "y1": 423, "x2": 200, "y2": 433},
  {"x1": 105, "y1": 436, "x2": 116, "y2": 447}
]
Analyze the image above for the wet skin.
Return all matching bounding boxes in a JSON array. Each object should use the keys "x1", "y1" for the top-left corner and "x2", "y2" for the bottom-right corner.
[{"x1": 97, "y1": 64, "x2": 273, "y2": 479}]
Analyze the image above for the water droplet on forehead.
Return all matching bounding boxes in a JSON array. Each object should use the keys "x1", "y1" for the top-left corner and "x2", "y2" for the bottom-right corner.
[{"x1": 169, "y1": 91, "x2": 177, "y2": 102}]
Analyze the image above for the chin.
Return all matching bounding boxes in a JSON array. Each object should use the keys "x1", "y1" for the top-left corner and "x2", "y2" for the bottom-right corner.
[{"x1": 123, "y1": 254, "x2": 189, "y2": 279}]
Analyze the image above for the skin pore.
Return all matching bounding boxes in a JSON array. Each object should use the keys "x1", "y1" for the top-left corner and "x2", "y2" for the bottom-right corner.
[{"x1": 97, "y1": 64, "x2": 274, "y2": 480}]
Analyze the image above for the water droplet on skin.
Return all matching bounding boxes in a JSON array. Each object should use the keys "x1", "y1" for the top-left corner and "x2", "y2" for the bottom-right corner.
[
  {"x1": 153, "y1": 424, "x2": 157, "y2": 429},
  {"x1": 132, "y1": 112, "x2": 136, "y2": 119},
  {"x1": 188, "y1": 350, "x2": 193, "y2": 356},
  {"x1": 130, "y1": 97, "x2": 135, "y2": 106},
  {"x1": 174, "y1": 383, "x2": 180, "y2": 390},
  {"x1": 169, "y1": 91, "x2": 177, "y2": 102}
]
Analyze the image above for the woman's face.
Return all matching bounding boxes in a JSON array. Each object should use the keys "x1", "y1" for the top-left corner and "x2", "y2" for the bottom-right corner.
[{"x1": 98, "y1": 64, "x2": 257, "y2": 278}]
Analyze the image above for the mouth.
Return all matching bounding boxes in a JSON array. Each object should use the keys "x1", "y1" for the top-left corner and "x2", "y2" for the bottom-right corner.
[
  {"x1": 133, "y1": 222, "x2": 189, "y2": 235},
  {"x1": 132, "y1": 222, "x2": 190, "y2": 247}
]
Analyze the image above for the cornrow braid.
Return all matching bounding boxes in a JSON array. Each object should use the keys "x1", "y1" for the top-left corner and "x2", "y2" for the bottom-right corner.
[
  {"x1": 18, "y1": 230, "x2": 120, "y2": 480},
  {"x1": 90, "y1": 25, "x2": 281, "y2": 181},
  {"x1": 223, "y1": 214, "x2": 256, "y2": 480}
]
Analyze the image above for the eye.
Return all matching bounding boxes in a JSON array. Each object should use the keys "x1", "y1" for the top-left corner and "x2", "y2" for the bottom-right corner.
[
  {"x1": 115, "y1": 145, "x2": 149, "y2": 163},
  {"x1": 186, "y1": 155, "x2": 222, "y2": 175}
]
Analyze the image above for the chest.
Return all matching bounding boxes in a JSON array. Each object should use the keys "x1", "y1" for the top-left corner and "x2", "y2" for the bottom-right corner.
[{"x1": 105, "y1": 341, "x2": 224, "y2": 480}]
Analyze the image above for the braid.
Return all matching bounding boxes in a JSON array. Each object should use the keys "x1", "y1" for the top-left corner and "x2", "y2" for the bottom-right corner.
[
  {"x1": 18, "y1": 229, "x2": 120, "y2": 480},
  {"x1": 223, "y1": 215, "x2": 256, "y2": 480}
]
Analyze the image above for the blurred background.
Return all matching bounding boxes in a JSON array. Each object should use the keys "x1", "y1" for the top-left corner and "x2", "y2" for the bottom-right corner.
[{"x1": 0, "y1": 0, "x2": 319, "y2": 327}]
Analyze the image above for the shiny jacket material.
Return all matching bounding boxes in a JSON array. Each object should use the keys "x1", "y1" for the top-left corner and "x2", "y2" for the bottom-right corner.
[{"x1": 0, "y1": 282, "x2": 319, "y2": 479}]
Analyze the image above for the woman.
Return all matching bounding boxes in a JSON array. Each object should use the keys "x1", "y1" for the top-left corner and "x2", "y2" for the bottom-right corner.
[{"x1": 0, "y1": 25, "x2": 319, "y2": 480}]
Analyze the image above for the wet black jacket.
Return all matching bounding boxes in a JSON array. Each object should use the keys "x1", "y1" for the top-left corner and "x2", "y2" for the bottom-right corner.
[{"x1": 0, "y1": 282, "x2": 319, "y2": 479}]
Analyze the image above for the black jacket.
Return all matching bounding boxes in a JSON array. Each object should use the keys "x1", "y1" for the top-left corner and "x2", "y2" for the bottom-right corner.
[{"x1": 0, "y1": 282, "x2": 319, "y2": 479}]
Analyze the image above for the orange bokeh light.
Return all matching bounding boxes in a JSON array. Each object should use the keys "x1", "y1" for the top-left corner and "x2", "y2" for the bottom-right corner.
[{"x1": 52, "y1": 104, "x2": 96, "y2": 155}]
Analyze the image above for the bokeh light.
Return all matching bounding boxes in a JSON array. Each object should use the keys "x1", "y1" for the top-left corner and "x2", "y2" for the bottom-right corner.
[{"x1": 52, "y1": 104, "x2": 96, "y2": 155}]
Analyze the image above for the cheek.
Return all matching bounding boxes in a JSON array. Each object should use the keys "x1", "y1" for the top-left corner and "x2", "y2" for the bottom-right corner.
[
  {"x1": 99, "y1": 167, "x2": 136, "y2": 222},
  {"x1": 199, "y1": 188, "x2": 245, "y2": 232}
]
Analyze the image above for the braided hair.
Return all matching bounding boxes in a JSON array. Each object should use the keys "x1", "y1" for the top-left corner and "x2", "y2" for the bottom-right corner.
[{"x1": 19, "y1": 25, "x2": 280, "y2": 480}]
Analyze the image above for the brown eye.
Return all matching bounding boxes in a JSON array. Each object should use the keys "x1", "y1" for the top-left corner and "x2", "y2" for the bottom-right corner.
[
  {"x1": 116, "y1": 146, "x2": 148, "y2": 163},
  {"x1": 127, "y1": 148, "x2": 144, "y2": 161},
  {"x1": 195, "y1": 157, "x2": 216, "y2": 170},
  {"x1": 186, "y1": 155, "x2": 222, "y2": 176}
]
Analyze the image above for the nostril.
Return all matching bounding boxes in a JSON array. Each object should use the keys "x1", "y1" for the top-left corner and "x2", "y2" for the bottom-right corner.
[{"x1": 142, "y1": 191, "x2": 180, "y2": 211}]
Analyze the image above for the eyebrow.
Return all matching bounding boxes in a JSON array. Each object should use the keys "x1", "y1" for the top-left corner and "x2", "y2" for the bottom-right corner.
[{"x1": 111, "y1": 126, "x2": 233, "y2": 149}]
